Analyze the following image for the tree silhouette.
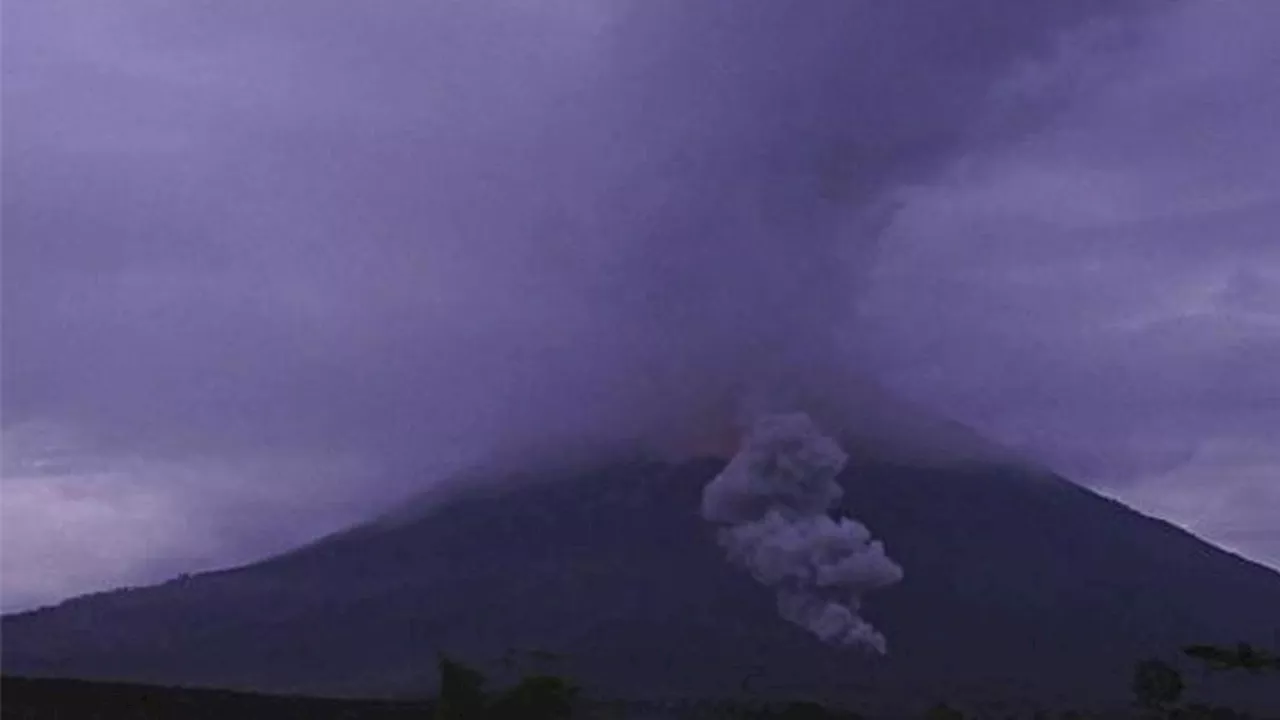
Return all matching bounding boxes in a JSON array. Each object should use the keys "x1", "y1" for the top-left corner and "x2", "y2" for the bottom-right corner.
[
  {"x1": 922, "y1": 702, "x2": 966, "y2": 720},
  {"x1": 1184, "y1": 643, "x2": 1280, "y2": 676},
  {"x1": 489, "y1": 674, "x2": 578, "y2": 720},
  {"x1": 1132, "y1": 658, "x2": 1185, "y2": 715},
  {"x1": 434, "y1": 655, "x2": 488, "y2": 720}
]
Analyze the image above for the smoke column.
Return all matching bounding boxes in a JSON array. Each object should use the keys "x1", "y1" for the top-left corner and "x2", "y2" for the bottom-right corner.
[
  {"x1": 701, "y1": 412, "x2": 903, "y2": 652},
  {"x1": 2, "y1": 1, "x2": 1162, "y2": 480},
  {"x1": 481, "y1": 0, "x2": 1160, "y2": 464}
]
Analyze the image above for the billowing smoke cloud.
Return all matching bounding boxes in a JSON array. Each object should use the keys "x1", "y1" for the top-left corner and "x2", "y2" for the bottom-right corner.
[
  {"x1": 553, "y1": 1, "x2": 1161, "y2": 459},
  {"x1": 702, "y1": 413, "x2": 903, "y2": 652},
  {"x1": 3, "y1": 1, "x2": 1169, "y2": 604},
  {"x1": 3, "y1": 1, "x2": 1160, "y2": 468}
]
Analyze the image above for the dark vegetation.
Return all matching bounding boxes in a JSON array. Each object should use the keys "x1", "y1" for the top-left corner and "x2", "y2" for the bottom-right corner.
[
  {"x1": 1126, "y1": 643, "x2": 1280, "y2": 719},
  {"x1": 0, "y1": 675, "x2": 434, "y2": 719},
  {"x1": 4, "y1": 643, "x2": 1276, "y2": 719}
]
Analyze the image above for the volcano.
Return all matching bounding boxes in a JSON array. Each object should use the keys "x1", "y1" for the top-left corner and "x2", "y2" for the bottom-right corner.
[{"x1": 4, "y1": 440, "x2": 1280, "y2": 716}]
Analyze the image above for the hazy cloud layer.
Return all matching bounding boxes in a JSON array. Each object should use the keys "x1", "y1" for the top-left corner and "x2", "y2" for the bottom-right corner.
[
  {"x1": 858, "y1": 1, "x2": 1280, "y2": 566},
  {"x1": 4, "y1": 0, "x2": 1276, "y2": 609}
]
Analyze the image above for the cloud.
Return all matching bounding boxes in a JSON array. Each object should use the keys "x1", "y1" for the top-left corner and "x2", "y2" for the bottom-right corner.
[
  {"x1": 854, "y1": 0, "x2": 1280, "y2": 567},
  {"x1": 0, "y1": 420, "x2": 395, "y2": 611},
  {"x1": 3, "y1": 0, "x2": 1160, "y2": 461},
  {"x1": 11, "y1": 0, "x2": 1275, "y2": 608}
]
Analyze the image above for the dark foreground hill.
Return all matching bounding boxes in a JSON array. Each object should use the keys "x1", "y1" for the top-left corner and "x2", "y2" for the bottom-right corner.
[
  {"x1": 0, "y1": 676, "x2": 433, "y2": 720},
  {"x1": 4, "y1": 456, "x2": 1280, "y2": 716}
]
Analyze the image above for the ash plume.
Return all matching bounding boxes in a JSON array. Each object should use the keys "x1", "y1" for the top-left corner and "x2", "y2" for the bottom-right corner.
[
  {"x1": 467, "y1": 0, "x2": 1160, "y2": 464},
  {"x1": 5, "y1": 1, "x2": 1163, "y2": 511},
  {"x1": 702, "y1": 412, "x2": 903, "y2": 652}
]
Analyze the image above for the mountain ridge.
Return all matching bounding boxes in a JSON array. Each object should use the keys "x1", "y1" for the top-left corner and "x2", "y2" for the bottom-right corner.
[{"x1": 5, "y1": 455, "x2": 1279, "y2": 715}]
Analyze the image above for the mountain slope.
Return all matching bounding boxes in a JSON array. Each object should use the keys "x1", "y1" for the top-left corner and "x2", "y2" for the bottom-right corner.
[{"x1": 4, "y1": 456, "x2": 1279, "y2": 714}]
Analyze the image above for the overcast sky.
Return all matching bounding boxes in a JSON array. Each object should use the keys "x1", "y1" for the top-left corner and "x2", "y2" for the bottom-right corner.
[{"x1": 3, "y1": 0, "x2": 1277, "y2": 612}]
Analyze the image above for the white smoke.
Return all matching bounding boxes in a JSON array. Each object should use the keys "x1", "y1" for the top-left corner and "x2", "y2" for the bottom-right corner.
[{"x1": 701, "y1": 412, "x2": 903, "y2": 652}]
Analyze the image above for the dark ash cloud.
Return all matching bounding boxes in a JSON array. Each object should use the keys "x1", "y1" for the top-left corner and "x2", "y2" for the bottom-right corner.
[{"x1": 11, "y1": 1, "x2": 1276, "y2": 609}]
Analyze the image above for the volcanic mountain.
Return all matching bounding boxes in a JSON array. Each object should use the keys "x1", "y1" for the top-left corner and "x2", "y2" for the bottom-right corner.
[{"x1": 4, "y1": 428, "x2": 1280, "y2": 716}]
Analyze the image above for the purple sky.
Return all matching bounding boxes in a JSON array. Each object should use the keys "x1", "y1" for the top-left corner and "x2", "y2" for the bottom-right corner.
[{"x1": 3, "y1": 1, "x2": 1278, "y2": 612}]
